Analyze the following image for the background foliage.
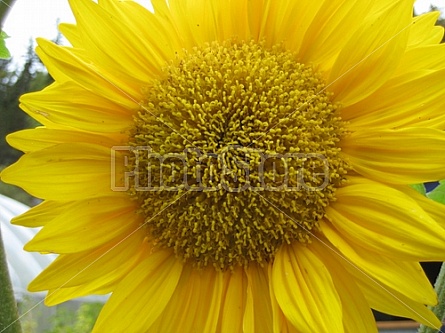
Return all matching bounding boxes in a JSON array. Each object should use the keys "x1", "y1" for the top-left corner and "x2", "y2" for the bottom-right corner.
[{"x1": 0, "y1": 42, "x2": 53, "y2": 205}]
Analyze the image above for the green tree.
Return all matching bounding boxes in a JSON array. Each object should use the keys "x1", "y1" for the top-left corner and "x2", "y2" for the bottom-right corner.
[{"x1": 0, "y1": 42, "x2": 53, "y2": 204}]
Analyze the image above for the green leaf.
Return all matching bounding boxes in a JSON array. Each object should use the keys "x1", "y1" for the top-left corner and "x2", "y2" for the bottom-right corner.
[
  {"x1": 410, "y1": 183, "x2": 426, "y2": 196},
  {"x1": 0, "y1": 31, "x2": 11, "y2": 59},
  {"x1": 427, "y1": 181, "x2": 445, "y2": 205}
]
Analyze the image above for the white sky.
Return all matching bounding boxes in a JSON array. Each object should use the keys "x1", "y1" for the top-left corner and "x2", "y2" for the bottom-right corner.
[{"x1": 2, "y1": 0, "x2": 445, "y2": 66}]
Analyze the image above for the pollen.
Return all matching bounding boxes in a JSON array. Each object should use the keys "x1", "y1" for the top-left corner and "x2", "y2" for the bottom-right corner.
[{"x1": 128, "y1": 40, "x2": 349, "y2": 270}]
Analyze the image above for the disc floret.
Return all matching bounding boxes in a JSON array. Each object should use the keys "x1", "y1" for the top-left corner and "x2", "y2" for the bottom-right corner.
[{"x1": 128, "y1": 40, "x2": 349, "y2": 269}]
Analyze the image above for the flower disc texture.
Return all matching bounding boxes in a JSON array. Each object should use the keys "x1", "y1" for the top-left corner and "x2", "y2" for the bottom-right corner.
[{"x1": 3, "y1": 0, "x2": 445, "y2": 332}]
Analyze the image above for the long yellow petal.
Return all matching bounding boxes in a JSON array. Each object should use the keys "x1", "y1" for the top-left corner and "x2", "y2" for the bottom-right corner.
[
  {"x1": 280, "y1": 0, "x2": 323, "y2": 55},
  {"x1": 1, "y1": 143, "x2": 126, "y2": 200},
  {"x1": 352, "y1": 269, "x2": 441, "y2": 329},
  {"x1": 58, "y1": 23, "x2": 82, "y2": 48},
  {"x1": 24, "y1": 196, "x2": 141, "y2": 253},
  {"x1": 145, "y1": 266, "x2": 197, "y2": 333},
  {"x1": 11, "y1": 200, "x2": 74, "y2": 227},
  {"x1": 148, "y1": 265, "x2": 223, "y2": 333},
  {"x1": 341, "y1": 128, "x2": 445, "y2": 183},
  {"x1": 7, "y1": 128, "x2": 126, "y2": 153},
  {"x1": 159, "y1": 0, "x2": 210, "y2": 48},
  {"x1": 342, "y1": 69, "x2": 445, "y2": 130},
  {"x1": 43, "y1": 235, "x2": 148, "y2": 305},
  {"x1": 272, "y1": 243, "x2": 343, "y2": 333},
  {"x1": 299, "y1": 0, "x2": 372, "y2": 74},
  {"x1": 36, "y1": 38, "x2": 139, "y2": 110},
  {"x1": 219, "y1": 267, "x2": 246, "y2": 333},
  {"x1": 69, "y1": 0, "x2": 171, "y2": 82},
  {"x1": 268, "y1": 264, "x2": 299, "y2": 333},
  {"x1": 45, "y1": 285, "x2": 111, "y2": 306},
  {"x1": 408, "y1": 11, "x2": 443, "y2": 47},
  {"x1": 92, "y1": 249, "x2": 182, "y2": 333},
  {"x1": 19, "y1": 81, "x2": 133, "y2": 132},
  {"x1": 309, "y1": 239, "x2": 378, "y2": 333},
  {"x1": 396, "y1": 185, "x2": 445, "y2": 230},
  {"x1": 395, "y1": 44, "x2": 445, "y2": 74},
  {"x1": 328, "y1": 0, "x2": 412, "y2": 106},
  {"x1": 29, "y1": 229, "x2": 145, "y2": 291},
  {"x1": 326, "y1": 177, "x2": 445, "y2": 260},
  {"x1": 320, "y1": 222, "x2": 437, "y2": 305},
  {"x1": 243, "y1": 264, "x2": 273, "y2": 333}
]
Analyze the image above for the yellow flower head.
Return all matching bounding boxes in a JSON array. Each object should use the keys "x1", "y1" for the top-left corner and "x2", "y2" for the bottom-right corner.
[{"x1": 3, "y1": 0, "x2": 445, "y2": 332}]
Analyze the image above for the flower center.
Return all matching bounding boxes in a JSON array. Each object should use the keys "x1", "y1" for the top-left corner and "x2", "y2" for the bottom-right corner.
[{"x1": 128, "y1": 40, "x2": 349, "y2": 270}]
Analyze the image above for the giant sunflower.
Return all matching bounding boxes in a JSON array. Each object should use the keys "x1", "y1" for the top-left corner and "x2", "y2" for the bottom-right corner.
[{"x1": 3, "y1": 0, "x2": 445, "y2": 331}]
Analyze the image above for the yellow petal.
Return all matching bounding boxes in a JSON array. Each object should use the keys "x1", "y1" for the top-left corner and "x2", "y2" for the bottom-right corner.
[
  {"x1": 352, "y1": 268, "x2": 441, "y2": 329},
  {"x1": 150, "y1": 0, "x2": 169, "y2": 17},
  {"x1": 1, "y1": 143, "x2": 126, "y2": 200},
  {"x1": 396, "y1": 44, "x2": 445, "y2": 74},
  {"x1": 36, "y1": 38, "x2": 138, "y2": 110},
  {"x1": 342, "y1": 69, "x2": 445, "y2": 130},
  {"x1": 24, "y1": 196, "x2": 140, "y2": 253},
  {"x1": 328, "y1": 0, "x2": 412, "y2": 106},
  {"x1": 58, "y1": 23, "x2": 82, "y2": 48},
  {"x1": 69, "y1": 0, "x2": 171, "y2": 83},
  {"x1": 44, "y1": 285, "x2": 110, "y2": 306},
  {"x1": 268, "y1": 264, "x2": 299, "y2": 333},
  {"x1": 272, "y1": 243, "x2": 343, "y2": 333},
  {"x1": 146, "y1": 267, "x2": 199, "y2": 332},
  {"x1": 280, "y1": 0, "x2": 323, "y2": 55},
  {"x1": 218, "y1": 0, "x2": 251, "y2": 41},
  {"x1": 245, "y1": 0, "x2": 321, "y2": 48},
  {"x1": 7, "y1": 128, "x2": 125, "y2": 153},
  {"x1": 320, "y1": 222, "x2": 437, "y2": 305},
  {"x1": 29, "y1": 229, "x2": 145, "y2": 292},
  {"x1": 396, "y1": 185, "x2": 445, "y2": 230},
  {"x1": 326, "y1": 177, "x2": 445, "y2": 260},
  {"x1": 299, "y1": 0, "x2": 373, "y2": 74},
  {"x1": 243, "y1": 264, "x2": 273, "y2": 333},
  {"x1": 11, "y1": 200, "x2": 74, "y2": 227},
  {"x1": 309, "y1": 239, "x2": 378, "y2": 333},
  {"x1": 92, "y1": 249, "x2": 182, "y2": 333},
  {"x1": 408, "y1": 11, "x2": 443, "y2": 47},
  {"x1": 341, "y1": 128, "x2": 445, "y2": 183},
  {"x1": 19, "y1": 81, "x2": 133, "y2": 132},
  {"x1": 219, "y1": 267, "x2": 246, "y2": 333},
  {"x1": 148, "y1": 265, "x2": 223, "y2": 333},
  {"x1": 44, "y1": 236, "x2": 148, "y2": 306},
  {"x1": 170, "y1": 0, "x2": 221, "y2": 45}
]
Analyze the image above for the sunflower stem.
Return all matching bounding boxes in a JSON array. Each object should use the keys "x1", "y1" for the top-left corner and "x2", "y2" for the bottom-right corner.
[
  {"x1": 0, "y1": 0, "x2": 16, "y2": 29},
  {"x1": 418, "y1": 262, "x2": 445, "y2": 333},
  {"x1": 0, "y1": 226, "x2": 22, "y2": 333}
]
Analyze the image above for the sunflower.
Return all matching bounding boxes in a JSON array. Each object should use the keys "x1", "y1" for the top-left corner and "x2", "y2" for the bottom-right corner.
[{"x1": 3, "y1": 0, "x2": 445, "y2": 331}]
